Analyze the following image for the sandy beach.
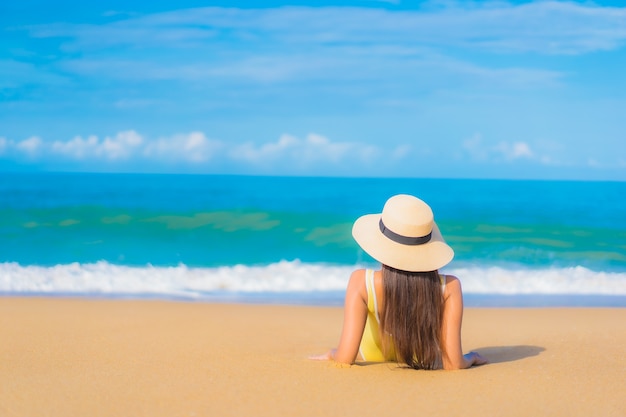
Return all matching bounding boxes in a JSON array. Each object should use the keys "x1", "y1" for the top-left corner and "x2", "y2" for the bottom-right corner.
[{"x1": 1, "y1": 298, "x2": 624, "y2": 417}]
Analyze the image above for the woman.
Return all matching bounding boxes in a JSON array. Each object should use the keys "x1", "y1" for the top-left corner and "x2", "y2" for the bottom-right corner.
[{"x1": 310, "y1": 194, "x2": 487, "y2": 370}]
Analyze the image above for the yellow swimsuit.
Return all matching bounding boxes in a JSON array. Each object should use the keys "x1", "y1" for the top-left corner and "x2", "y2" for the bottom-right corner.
[{"x1": 358, "y1": 269, "x2": 446, "y2": 362}]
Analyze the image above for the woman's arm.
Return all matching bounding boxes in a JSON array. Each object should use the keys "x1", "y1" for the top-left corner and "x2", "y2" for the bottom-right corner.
[
  {"x1": 441, "y1": 276, "x2": 488, "y2": 370},
  {"x1": 309, "y1": 269, "x2": 369, "y2": 364}
]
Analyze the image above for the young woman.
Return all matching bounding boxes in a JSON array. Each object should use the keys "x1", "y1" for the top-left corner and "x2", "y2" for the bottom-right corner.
[{"x1": 310, "y1": 194, "x2": 487, "y2": 370}]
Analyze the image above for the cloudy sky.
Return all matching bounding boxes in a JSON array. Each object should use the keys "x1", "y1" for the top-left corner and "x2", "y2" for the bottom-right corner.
[{"x1": 1, "y1": 0, "x2": 625, "y2": 180}]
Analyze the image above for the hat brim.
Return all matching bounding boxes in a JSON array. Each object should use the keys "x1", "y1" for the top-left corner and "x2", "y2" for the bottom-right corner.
[{"x1": 352, "y1": 213, "x2": 454, "y2": 272}]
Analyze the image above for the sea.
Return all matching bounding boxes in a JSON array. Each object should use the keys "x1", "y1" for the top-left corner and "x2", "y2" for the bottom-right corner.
[{"x1": 1, "y1": 173, "x2": 625, "y2": 307}]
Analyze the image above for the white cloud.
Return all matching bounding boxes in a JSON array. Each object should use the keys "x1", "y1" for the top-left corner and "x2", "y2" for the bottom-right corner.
[
  {"x1": 143, "y1": 132, "x2": 222, "y2": 163},
  {"x1": 5, "y1": 131, "x2": 379, "y2": 169},
  {"x1": 232, "y1": 134, "x2": 298, "y2": 163},
  {"x1": 513, "y1": 142, "x2": 533, "y2": 159},
  {"x1": 230, "y1": 133, "x2": 377, "y2": 166},
  {"x1": 16, "y1": 136, "x2": 43, "y2": 156},
  {"x1": 51, "y1": 135, "x2": 99, "y2": 159},
  {"x1": 52, "y1": 130, "x2": 143, "y2": 160},
  {"x1": 495, "y1": 141, "x2": 534, "y2": 160},
  {"x1": 100, "y1": 131, "x2": 143, "y2": 159},
  {"x1": 463, "y1": 134, "x2": 541, "y2": 163},
  {"x1": 3, "y1": 130, "x2": 220, "y2": 164},
  {"x1": 392, "y1": 144, "x2": 412, "y2": 159},
  {"x1": 0, "y1": 137, "x2": 8, "y2": 154},
  {"x1": 1, "y1": 129, "x2": 581, "y2": 173},
  {"x1": 462, "y1": 133, "x2": 489, "y2": 161}
]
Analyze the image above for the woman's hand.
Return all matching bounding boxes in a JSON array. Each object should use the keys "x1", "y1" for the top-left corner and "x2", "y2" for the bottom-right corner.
[{"x1": 308, "y1": 349, "x2": 336, "y2": 361}]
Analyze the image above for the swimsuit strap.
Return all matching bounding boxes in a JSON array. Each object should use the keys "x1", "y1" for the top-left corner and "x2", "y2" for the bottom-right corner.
[{"x1": 365, "y1": 269, "x2": 381, "y2": 323}]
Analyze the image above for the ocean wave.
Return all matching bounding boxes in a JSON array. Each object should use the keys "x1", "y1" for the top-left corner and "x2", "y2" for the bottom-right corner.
[
  {"x1": 1, "y1": 260, "x2": 626, "y2": 299},
  {"x1": 450, "y1": 265, "x2": 626, "y2": 295}
]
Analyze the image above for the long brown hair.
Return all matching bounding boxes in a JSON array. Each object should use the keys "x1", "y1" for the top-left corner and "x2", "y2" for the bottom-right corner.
[{"x1": 379, "y1": 264, "x2": 444, "y2": 370}]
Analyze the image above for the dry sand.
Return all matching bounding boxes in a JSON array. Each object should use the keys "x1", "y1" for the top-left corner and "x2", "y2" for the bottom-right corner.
[{"x1": 1, "y1": 297, "x2": 624, "y2": 417}]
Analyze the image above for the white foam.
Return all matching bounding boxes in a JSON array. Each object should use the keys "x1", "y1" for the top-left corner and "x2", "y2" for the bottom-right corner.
[
  {"x1": 1, "y1": 260, "x2": 625, "y2": 298},
  {"x1": 449, "y1": 265, "x2": 626, "y2": 295}
]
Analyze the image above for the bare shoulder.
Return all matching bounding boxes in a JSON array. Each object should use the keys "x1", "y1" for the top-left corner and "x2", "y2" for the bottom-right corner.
[
  {"x1": 346, "y1": 269, "x2": 368, "y2": 298},
  {"x1": 442, "y1": 274, "x2": 462, "y2": 300},
  {"x1": 349, "y1": 268, "x2": 367, "y2": 282}
]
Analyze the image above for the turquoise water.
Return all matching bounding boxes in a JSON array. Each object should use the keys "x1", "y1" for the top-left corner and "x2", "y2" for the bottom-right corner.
[{"x1": 1, "y1": 173, "x2": 625, "y2": 305}]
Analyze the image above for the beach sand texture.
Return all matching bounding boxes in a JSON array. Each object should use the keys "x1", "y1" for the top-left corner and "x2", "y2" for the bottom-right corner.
[{"x1": 1, "y1": 298, "x2": 624, "y2": 417}]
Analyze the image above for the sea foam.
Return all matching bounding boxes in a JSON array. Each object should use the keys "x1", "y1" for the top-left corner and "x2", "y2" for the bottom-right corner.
[{"x1": 1, "y1": 260, "x2": 625, "y2": 300}]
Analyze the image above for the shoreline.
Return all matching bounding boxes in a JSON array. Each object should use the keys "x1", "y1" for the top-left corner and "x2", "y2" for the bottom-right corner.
[
  {"x1": 1, "y1": 297, "x2": 625, "y2": 416},
  {"x1": 2, "y1": 292, "x2": 626, "y2": 307}
]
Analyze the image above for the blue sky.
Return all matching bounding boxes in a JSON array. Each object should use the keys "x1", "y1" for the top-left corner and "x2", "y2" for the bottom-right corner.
[{"x1": 1, "y1": 1, "x2": 625, "y2": 180}]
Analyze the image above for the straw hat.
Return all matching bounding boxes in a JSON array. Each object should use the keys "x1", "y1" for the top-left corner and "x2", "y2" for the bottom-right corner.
[{"x1": 352, "y1": 194, "x2": 454, "y2": 272}]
